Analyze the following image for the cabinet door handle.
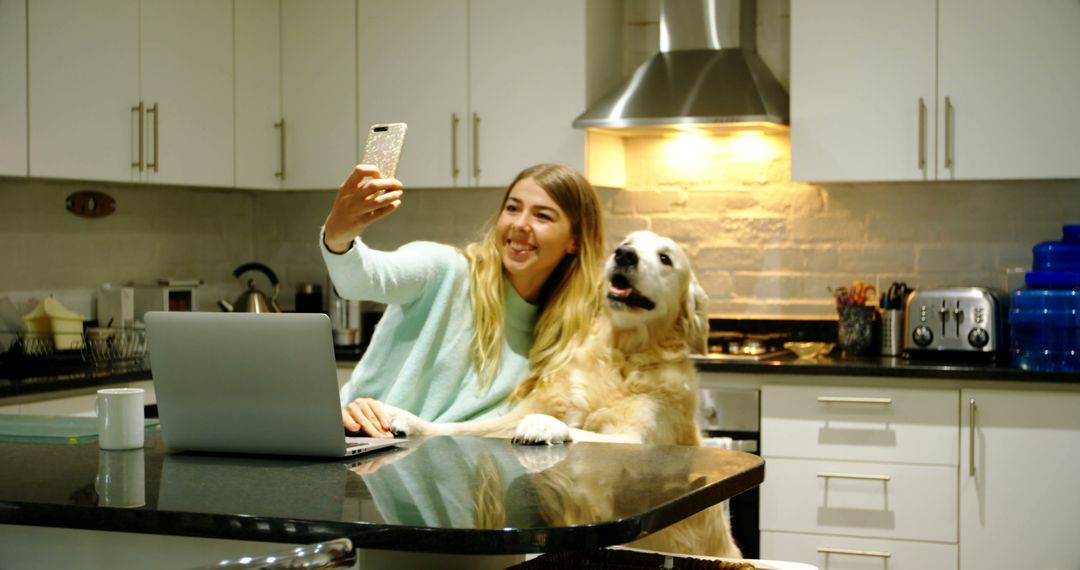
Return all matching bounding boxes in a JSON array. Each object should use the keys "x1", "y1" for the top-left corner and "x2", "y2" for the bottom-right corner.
[
  {"x1": 817, "y1": 547, "x2": 892, "y2": 559},
  {"x1": 451, "y1": 113, "x2": 460, "y2": 178},
  {"x1": 945, "y1": 96, "x2": 954, "y2": 170},
  {"x1": 817, "y1": 396, "x2": 893, "y2": 405},
  {"x1": 969, "y1": 398, "x2": 976, "y2": 476},
  {"x1": 472, "y1": 112, "x2": 481, "y2": 179},
  {"x1": 147, "y1": 103, "x2": 159, "y2": 172},
  {"x1": 918, "y1": 97, "x2": 927, "y2": 171},
  {"x1": 816, "y1": 472, "x2": 891, "y2": 482},
  {"x1": 274, "y1": 119, "x2": 286, "y2": 180},
  {"x1": 131, "y1": 101, "x2": 144, "y2": 171}
]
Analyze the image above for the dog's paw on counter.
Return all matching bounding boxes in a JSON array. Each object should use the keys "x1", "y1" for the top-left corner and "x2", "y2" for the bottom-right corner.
[
  {"x1": 377, "y1": 403, "x2": 418, "y2": 437},
  {"x1": 512, "y1": 414, "x2": 572, "y2": 445}
]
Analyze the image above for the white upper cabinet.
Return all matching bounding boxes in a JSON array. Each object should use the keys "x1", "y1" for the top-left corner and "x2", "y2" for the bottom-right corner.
[
  {"x1": 357, "y1": 0, "x2": 469, "y2": 188},
  {"x1": 792, "y1": 0, "x2": 1080, "y2": 182},
  {"x1": 28, "y1": 0, "x2": 233, "y2": 187},
  {"x1": 0, "y1": 0, "x2": 28, "y2": 176},
  {"x1": 959, "y1": 389, "x2": 1080, "y2": 569},
  {"x1": 234, "y1": 0, "x2": 284, "y2": 189},
  {"x1": 357, "y1": 0, "x2": 586, "y2": 188},
  {"x1": 468, "y1": 0, "x2": 585, "y2": 187},
  {"x1": 140, "y1": 0, "x2": 234, "y2": 187},
  {"x1": 790, "y1": 0, "x2": 935, "y2": 182},
  {"x1": 937, "y1": 0, "x2": 1080, "y2": 180},
  {"x1": 280, "y1": 0, "x2": 356, "y2": 190},
  {"x1": 28, "y1": 0, "x2": 141, "y2": 183}
]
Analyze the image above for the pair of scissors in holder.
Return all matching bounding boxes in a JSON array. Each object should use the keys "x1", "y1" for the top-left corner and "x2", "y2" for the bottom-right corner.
[{"x1": 882, "y1": 281, "x2": 910, "y2": 309}]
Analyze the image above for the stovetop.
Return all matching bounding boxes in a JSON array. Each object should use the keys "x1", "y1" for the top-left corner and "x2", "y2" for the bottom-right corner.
[
  {"x1": 692, "y1": 318, "x2": 842, "y2": 362},
  {"x1": 700, "y1": 332, "x2": 795, "y2": 361}
]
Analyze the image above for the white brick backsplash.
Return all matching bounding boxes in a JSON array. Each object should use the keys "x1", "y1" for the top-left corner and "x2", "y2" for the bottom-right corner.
[
  {"x1": 693, "y1": 247, "x2": 766, "y2": 271},
  {"x1": 2, "y1": 135, "x2": 1079, "y2": 318},
  {"x1": 693, "y1": 269, "x2": 735, "y2": 301},
  {"x1": 732, "y1": 272, "x2": 804, "y2": 300},
  {"x1": 605, "y1": 216, "x2": 651, "y2": 246},
  {"x1": 685, "y1": 190, "x2": 759, "y2": 213},
  {"x1": 788, "y1": 216, "x2": 867, "y2": 242},
  {"x1": 916, "y1": 245, "x2": 996, "y2": 273},
  {"x1": 837, "y1": 244, "x2": 917, "y2": 273},
  {"x1": 762, "y1": 246, "x2": 839, "y2": 272}
]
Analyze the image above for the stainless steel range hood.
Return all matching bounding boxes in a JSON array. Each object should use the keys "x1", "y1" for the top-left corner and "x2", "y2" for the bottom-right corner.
[{"x1": 574, "y1": 0, "x2": 788, "y2": 133}]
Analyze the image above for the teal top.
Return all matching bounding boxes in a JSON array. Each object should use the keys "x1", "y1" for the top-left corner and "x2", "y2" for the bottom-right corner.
[{"x1": 322, "y1": 231, "x2": 537, "y2": 422}]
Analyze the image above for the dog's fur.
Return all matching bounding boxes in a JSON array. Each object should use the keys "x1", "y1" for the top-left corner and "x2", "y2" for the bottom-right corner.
[{"x1": 381, "y1": 230, "x2": 741, "y2": 558}]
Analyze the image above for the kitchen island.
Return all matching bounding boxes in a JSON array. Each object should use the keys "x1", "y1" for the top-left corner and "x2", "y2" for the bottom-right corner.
[{"x1": 0, "y1": 431, "x2": 762, "y2": 569}]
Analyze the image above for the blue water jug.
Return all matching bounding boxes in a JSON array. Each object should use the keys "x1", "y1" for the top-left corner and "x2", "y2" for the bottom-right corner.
[{"x1": 1011, "y1": 224, "x2": 1080, "y2": 372}]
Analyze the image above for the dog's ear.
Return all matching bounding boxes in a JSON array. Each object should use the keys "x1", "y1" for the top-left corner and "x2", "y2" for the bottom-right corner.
[{"x1": 682, "y1": 272, "x2": 710, "y2": 354}]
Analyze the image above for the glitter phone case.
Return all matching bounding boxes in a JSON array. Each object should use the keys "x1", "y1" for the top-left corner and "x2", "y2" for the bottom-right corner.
[{"x1": 361, "y1": 123, "x2": 408, "y2": 180}]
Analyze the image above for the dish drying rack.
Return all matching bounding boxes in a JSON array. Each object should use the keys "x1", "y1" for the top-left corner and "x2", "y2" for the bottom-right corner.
[{"x1": 1, "y1": 328, "x2": 147, "y2": 372}]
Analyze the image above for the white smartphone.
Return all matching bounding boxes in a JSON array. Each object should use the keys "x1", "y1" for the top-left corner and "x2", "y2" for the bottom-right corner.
[{"x1": 361, "y1": 123, "x2": 408, "y2": 180}]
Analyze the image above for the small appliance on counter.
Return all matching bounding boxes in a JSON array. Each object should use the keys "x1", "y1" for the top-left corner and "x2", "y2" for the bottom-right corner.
[
  {"x1": 97, "y1": 283, "x2": 135, "y2": 328},
  {"x1": 133, "y1": 280, "x2": 200, "y2": 320},
  {"x1": 1010, "y1": 224, "x2": 1080, "y2": 372},
  {"x1": 329, "y1": 286, "x2": 362, "y2": 346},
  {"x1": 904, "y1": 287, "x2": 1009, "y2": 358},
  {"x1": 217, "y1": 263, "x2": 280, "y2": 313},
  {"x1": 295, "y1": 283, "x2": 324, "y2": 313}
]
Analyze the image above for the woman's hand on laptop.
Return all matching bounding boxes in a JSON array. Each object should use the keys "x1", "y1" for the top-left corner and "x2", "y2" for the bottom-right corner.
[{"x1": 343, "y1": 397, "x2": 394, "y2": 438}]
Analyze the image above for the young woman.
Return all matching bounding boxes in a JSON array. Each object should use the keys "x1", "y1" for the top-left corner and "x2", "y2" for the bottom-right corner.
[{"x1": 322, "y1": 163, "x2": 605, "y2": 437}]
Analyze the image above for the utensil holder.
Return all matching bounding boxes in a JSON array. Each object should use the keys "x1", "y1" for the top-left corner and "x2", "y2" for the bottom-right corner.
[
  {"x1": 880, "y1": 309, "x2": 903, "y2": 356},
  {"x1": 838, "y1": 305, "x2": 877, "y2": 355}
]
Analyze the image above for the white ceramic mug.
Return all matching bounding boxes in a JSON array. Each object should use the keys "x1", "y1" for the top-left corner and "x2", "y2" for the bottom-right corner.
[
  {"x1": 95, "y1": 448, "x2": 146, "y2": 507},
  {"x1": 96, "y1": 388, "x2": 145, "y2": 450}
]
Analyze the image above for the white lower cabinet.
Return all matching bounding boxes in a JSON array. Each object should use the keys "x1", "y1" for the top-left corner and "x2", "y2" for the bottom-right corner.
[
  {"x1": 959, "y1": 389, "x2": 1080, "y2": 569},
  {"x1": 763, "y1": 381, "x2": 1080, "y2": 568},
  {"x1": 761, "y1": 458, "x2": 957, "y2": 543},
  {"x1": 762, "y1": 531, "x2": 957, "y2": 570},
  {"x1": 761, "y1": 383, "x2": 958, "y2": 568}
]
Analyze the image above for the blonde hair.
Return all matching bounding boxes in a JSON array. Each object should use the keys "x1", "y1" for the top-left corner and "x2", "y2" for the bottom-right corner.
[{"x1": 462, "y1": 164, "x2": 605, "y2": 392}]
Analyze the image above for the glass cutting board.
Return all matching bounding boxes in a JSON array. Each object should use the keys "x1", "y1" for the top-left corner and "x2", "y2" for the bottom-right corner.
[{"x1": 0, "y1": 414, "x2": 159, "y2": 444}]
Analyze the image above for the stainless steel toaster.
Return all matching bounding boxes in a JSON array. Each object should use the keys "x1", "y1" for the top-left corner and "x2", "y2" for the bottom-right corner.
[{"x1": 904, "y1": 287, "x2": 1010, "y2": 355}]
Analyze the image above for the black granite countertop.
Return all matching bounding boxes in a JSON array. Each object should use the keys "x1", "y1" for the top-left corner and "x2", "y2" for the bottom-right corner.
[
  {"x1": 3, "y1": 350, "x2": 1075, "y2": 401},
  {"x1": 0, "y1": 431, "x2": 762, "y2": 554},
  {"x1": 692, "y1": 353, "x2": 1080, "y2": 383}
]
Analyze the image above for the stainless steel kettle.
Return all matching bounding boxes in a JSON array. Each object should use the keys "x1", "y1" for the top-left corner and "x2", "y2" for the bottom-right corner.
[{"x1": 217, "y1": 262, "x2": 282, "y2": 313}]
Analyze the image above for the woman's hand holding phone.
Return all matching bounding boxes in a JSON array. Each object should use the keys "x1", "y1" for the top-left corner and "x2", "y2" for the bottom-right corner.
[{"x1": 324, "y1": 164, "x2": 403, "y2": 254}]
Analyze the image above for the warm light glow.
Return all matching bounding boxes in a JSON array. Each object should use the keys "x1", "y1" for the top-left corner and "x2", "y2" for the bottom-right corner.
[
  {"x1": 663, "y1": 134, "x2": 713, "y2": 174},
  {"x1": 584, "y1": 127, "x2": 791, "y2": 188},
  {"x1": 728, "y1": 133, "x2": 774, "y2": 161},
  {"x1": 671, "y1": 125, "x2": 711, "y2": 136}
]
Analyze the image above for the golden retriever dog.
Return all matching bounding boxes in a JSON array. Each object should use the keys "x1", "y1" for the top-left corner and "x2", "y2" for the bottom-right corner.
[{"x1": 381, "y1": 230, "x2": 742, "y2": 558}]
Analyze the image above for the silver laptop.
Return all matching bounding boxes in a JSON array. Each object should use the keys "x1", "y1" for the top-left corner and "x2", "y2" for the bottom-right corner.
[{"x1": 145, "y1": 311, "x2": 403, "y2": 458}]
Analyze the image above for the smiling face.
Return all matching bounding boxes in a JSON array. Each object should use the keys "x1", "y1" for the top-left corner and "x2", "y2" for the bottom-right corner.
[{"x1": 496, "y1": 177, "x2": 578, "y2": 302}]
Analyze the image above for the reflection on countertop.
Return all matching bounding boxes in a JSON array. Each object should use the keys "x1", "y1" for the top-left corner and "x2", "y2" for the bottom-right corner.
[{"x1": 0, "y1": 433, "x2": 763, "y2": 554}]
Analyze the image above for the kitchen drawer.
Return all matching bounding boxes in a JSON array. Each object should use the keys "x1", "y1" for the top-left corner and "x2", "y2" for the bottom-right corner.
[
  {"x1": 762, "y1": 384, "x2": 958, "y2": 465},
  {"x1": 761, "y1": 458, "x2": 957, "y2": 542},
  {"x1": 762, "y1": 531, "x2": 957, "y2": 570}
]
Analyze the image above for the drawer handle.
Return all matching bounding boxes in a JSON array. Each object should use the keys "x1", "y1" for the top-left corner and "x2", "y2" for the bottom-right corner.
[
  {"x1": 817, "y1": 547, "x2": 892, "y2": 558},
  {"x1": 817, "y1": 472, "x2": 891, "y2": 482},
  {"x1": 817, "y1": 396, "x2": 893, "y2": 405}
]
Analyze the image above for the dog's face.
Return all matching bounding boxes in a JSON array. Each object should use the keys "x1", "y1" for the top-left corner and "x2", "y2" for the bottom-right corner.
[{"x1": 605, "y1": 231, "x2": 709, "y2": 351}]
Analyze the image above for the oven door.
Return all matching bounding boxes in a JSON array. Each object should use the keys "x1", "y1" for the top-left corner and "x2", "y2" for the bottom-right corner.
[{"x1": 699, "y1": 388, "x2": 761, "y2": 558}]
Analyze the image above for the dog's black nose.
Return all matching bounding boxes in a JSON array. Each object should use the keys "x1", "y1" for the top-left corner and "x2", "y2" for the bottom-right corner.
[{"x1": 614, "y1": 246, "x2": 638, "y2": 268}]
